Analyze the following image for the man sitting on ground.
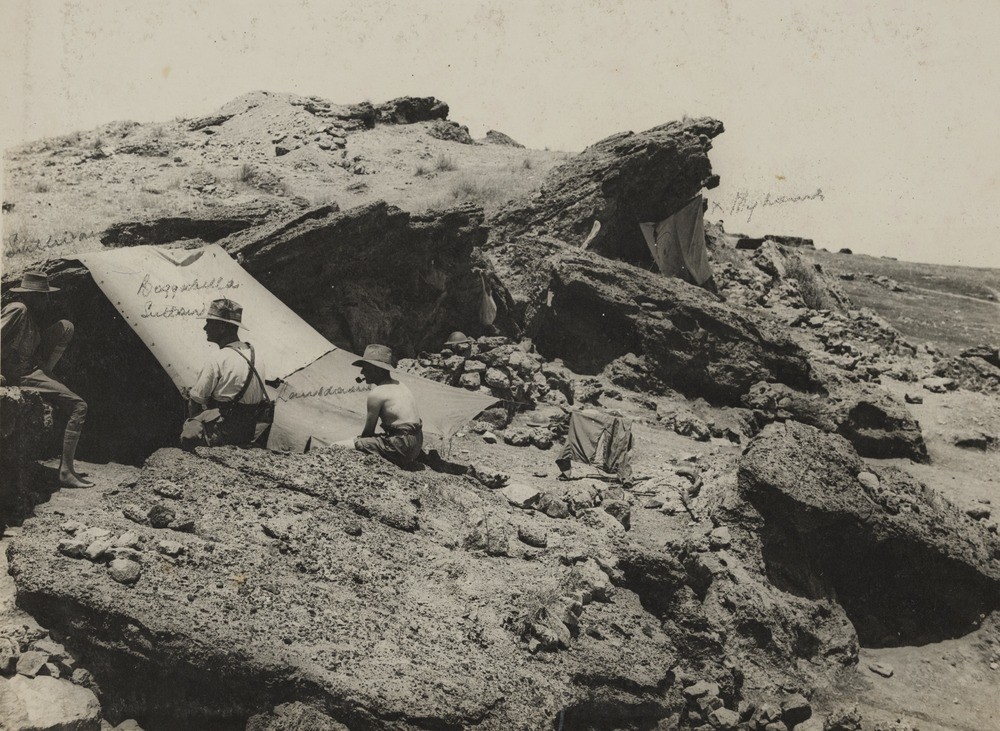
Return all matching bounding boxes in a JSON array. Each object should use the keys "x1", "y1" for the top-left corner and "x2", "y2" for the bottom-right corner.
[
  {"x1": 181, "y1": 298, "x2": 271, "y2": 449},
  {"x1": 1, "y1": 271, "x2": 92, "y2": 487},
  {"x1": 337, "y1": 344, "x2": 423, "y2": 466}
]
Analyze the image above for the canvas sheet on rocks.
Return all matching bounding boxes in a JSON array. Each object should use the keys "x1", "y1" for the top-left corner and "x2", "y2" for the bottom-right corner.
[
  {"x1": 270, "y1": 349, "x2": 498, "y2": 452},
  {"x1": 77, "y1": 244, "x2": 496, "y2": 452}
]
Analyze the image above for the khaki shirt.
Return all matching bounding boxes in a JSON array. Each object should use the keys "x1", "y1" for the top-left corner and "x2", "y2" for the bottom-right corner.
[{"x1": 1, "y1": 303, "x2": 41, "y2": 382}]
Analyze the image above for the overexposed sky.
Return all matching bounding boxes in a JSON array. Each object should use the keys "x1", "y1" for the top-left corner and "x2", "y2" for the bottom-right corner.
[{"x1": 2, "y1": 0, "x2": 999, "y2": 266}]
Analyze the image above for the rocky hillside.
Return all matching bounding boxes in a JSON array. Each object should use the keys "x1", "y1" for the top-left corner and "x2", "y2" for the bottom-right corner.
[
  {"x1": 3, "y1": 94, "x2": 1000, "y2": 730},
  {"x1": 2, "y1": 91, "x2": 566, "y2": 273}
]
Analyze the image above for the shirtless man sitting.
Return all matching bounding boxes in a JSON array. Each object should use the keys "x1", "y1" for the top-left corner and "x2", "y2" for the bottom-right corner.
[{"x1": 337, "y1": 344, "x2": 422, "y2": 465}]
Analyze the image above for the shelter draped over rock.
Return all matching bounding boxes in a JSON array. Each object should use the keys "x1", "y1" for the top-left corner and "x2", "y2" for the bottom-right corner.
[
  {"x1": 638, "y1": 195, "x2": 713, "y2": 285},
  {"x1": 77, "y1": 244, "x2": 496, "y2": 451}
]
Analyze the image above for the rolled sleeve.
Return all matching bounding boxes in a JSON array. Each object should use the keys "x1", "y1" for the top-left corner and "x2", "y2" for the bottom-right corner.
[{"x1": 188, "y1": 362, "x2": 219, "y2": 405}]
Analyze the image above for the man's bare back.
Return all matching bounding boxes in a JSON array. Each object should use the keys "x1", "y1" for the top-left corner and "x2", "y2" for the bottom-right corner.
[{"x1": 364, "y1": 381, "x2": 420, "y2": 435}]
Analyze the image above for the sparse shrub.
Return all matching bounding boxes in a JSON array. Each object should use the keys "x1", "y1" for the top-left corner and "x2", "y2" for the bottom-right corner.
[
  {"x1": 307, "y1": 191, "x2": 338, "y2": 207},
  {"x1": 149, "y1": 124, "x2": 165, "y2": 140},
  {"x1": 434, "y1": 154, "x2": 457, "y2": 172},
  {"x1": 235, "y1": 163, "x2": 256, "y2": 183},
  {"x1": 521, "y1": 158, "x2": 533, "y2": 170},
  {"x1": 32, "y1": 182, "x2": 49, "y2": 194},
  {"x1": 786, "y1": 256, "x2": 833, "y2": 311},
  {"x1": 414, "y1": 163, "x2": 429, "y2": 177},
  {"x1": 444, "y1": 173, "x2": 516, "y2": 213},
  {"x1": 92, "y1": 136, "x2": 104, "y2": 151},
  {"x1": 136, "y1": 192, "x2": 160, "y2": 210}
]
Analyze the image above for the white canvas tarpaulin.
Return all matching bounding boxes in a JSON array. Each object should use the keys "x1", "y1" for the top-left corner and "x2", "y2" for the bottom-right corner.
[
  {"x1": 268, "y1": 349, "x2": 502, "y2": 452},
  {"x1": 639, "y1": 195, "x2": 713, "y2": 285},
  {"x1": 76, "y1": 245, "x2": 331, "y2": 387},
  {"x1": 77, "y1": 244, "x2": 497, "y2": 452}
]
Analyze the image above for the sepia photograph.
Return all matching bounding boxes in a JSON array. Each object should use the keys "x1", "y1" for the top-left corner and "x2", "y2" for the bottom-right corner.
[{"x1": 1, "y1": 2, "x2": 999, "y2": 729}]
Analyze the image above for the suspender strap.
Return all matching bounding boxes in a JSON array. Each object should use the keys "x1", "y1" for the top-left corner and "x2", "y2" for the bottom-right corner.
[{"x1": 223, "y1": 343, "x2": 270, "y2": 406}]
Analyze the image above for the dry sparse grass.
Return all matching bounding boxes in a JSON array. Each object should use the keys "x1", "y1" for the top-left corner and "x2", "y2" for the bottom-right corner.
[
  {"x1": 434, "y1": 154, "x2": 457, "y2": 172},
  {"x1": 307, "y1": 191, "x2": 338, "y2": 207},
  {"x1": 436, "y1": 171, "x2": 524, "y2": 214},
  {"x1": 235, "y1": 164, "x2": 256, "y2": 183},
  {"x1": 785, "y1": 255, "x2": 835, "y2": 311}
]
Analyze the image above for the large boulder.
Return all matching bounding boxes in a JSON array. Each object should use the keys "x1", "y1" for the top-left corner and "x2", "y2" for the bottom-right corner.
[
  {"x1": 503, "y1": 243, "x2": 819, "y2": 404},
  {"x1": 100, "y1": 201, "x2": 288, "y2": 248},
  {"x1": 374, "y1": 96, "x2": 449, "y2": 125},
  {"x1": 738, "y1": 422, "x2": 1000, "y2": 647},
  {"x1": 6, "y1": 441, "x2": 884, "y2": 729},
  {"x1": 0, "y1": 674, "x2": 101, "y2": 731},
  {"x1": 0, "y1": 388, "x2": 59, "y2": 527},
  {"x1": 220, "y1": 201, "x2": 518, "y2": 355},
  {"x1": 7, "y1": 446, "x2": 683, "y2": 729},
  {"x1": 743, "y1": 379, "x2": 929, "y2": 462},
  {"x1": 489, "y1": 117, "x2": 723, "y2": 264},
  {"x1": 618, "y1": 507, "x2": 859, "y2": 695}
]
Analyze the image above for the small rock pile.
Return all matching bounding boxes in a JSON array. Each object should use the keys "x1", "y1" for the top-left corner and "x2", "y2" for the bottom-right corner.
[
  {"x1": 520, "y1": 558, "x2": 614, "y2": 652},
  {"x1": 1, "y1": 628, "x2": 89, "y2": 687},
  {"x1": 0, "y1": 625, "x2": 147, "y2": 731},
  {"x1": 57, "y1": 521, "x2": 144, "y2": 586},
  {"x1": 656, "y1": 403, "x2": 758, "y2": 444},
  {"x1": 863, "y1": 272, "x2": 907, "y2": 292},
  {"x1": 667, "y1": 674, "x2": 814, "y2": 730},
  {"x1": 495, "y1": 480, "x2": 636, "y2": 527},
  {"x1": 271, "y1": 123, "x2": 348, "y2": 158},
  {"x1": 398, "y1": 335, "x2": 575, "y2": 423},
  {"x1": 713, "y1": 241, "x2": 847, "y2": 314},
  {"x1": 930, "y1": 345, "x2": 1000, "y2": 394},
  {"x1": 790, "y1": 308, "x2": 919, "y2": 383}
]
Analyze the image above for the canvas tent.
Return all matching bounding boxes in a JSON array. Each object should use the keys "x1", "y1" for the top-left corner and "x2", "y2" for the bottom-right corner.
[
  {"x1": 638, "y1": 195, "x2": 713, "y2": 286},
  {"x1": 77, "y1": 244, "x2": 498, "y2": 452}
]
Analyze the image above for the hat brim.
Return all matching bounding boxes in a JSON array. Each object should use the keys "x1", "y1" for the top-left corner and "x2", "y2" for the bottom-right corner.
[
  {"x1": 205, "y1": 315, "x2": 248, "y2": 330},
  {"x1": 352, "y1": 358, "x2": 393, "y2": 371},
  {"x1": 11, "y1": 285, "x2": 59, "y2": 293}
]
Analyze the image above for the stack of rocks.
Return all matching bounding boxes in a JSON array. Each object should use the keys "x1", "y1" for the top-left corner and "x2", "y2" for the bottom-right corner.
[{"x1": 398, "y1": 335, "x2": 575, "y2": 419}]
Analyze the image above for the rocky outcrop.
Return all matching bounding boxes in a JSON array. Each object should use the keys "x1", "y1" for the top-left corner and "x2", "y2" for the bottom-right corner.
[
  {"x1": 427, "y1": 120, "x2": 474, "y2": 144},
  {"x1": 287, "y1": 96, "x2": 376, "y2": 131},
  {"x1": 220, "y1": 201, "x2": 517, "y2": 355},
  {"x1": 374, "y1": 96, "x2": 449, "y2": 125},
  {"x1": 743, "y1": 380, "x2": 929, "y2": 462},
  {"x1": 735, "y1": 235, "x2": 815, "y2": 250},
  {"x1": 483, "y1": 130, "x2": 524, "y2": 148},
  {"x1": 0, "y1": 388, "x2": 58, "y2": 527},
  {"x1": 6, "y1": 446, "x2": 692, "y2": 729},
  {"x1": 100, "y1": 202, "x2": 288, "y2": 248},
  {"x1": 739, "y1": 422, "x2": 1000, "y2": 647},
  {"x1": 186, "y1": 113, "x2": 233, "y2": 131},
  {"x1": 495, "y1": 242, "x2": 820, "y2": 405},
  {"x1": 489, "y1": 117, "x2": 723, "y2": 264},
  {"x1": 7, "y1": 439, "x2": 879, "y2": 729}
]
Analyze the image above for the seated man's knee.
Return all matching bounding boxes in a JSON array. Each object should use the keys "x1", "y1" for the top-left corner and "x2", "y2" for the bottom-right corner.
[{"x1": 47, "y1": 319, "x2": 75, "y2": 344}]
